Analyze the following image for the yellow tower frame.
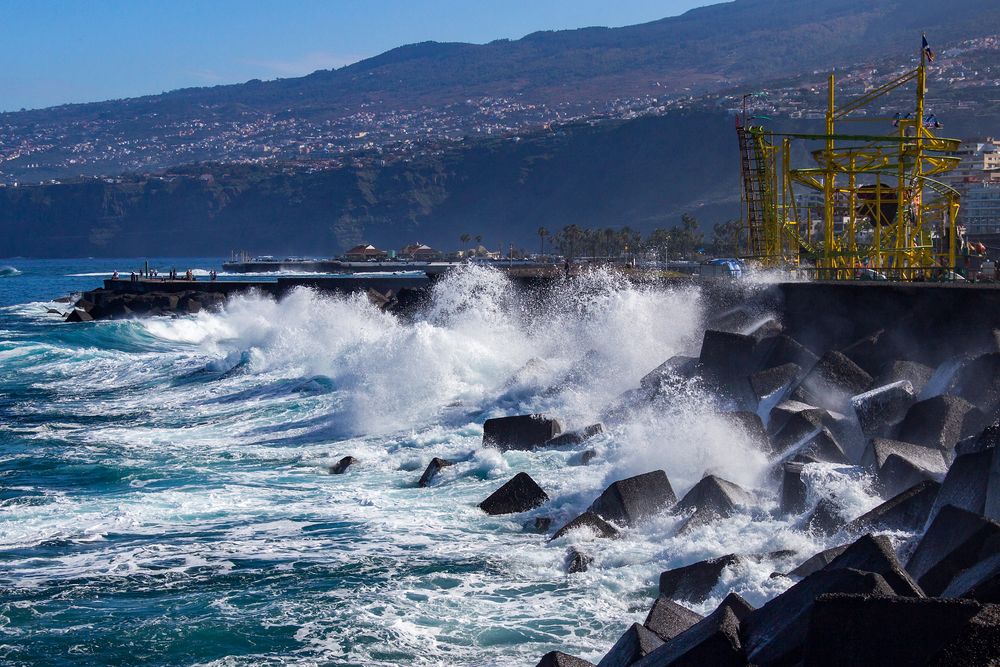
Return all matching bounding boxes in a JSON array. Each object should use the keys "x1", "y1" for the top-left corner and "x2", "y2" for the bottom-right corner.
[{"x1": 737, "y1": 45, "x2": 962, "y2": 279}]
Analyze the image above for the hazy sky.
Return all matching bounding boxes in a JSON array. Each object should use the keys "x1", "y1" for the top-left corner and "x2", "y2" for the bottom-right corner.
[{"x1": 0, "y1": 0, "x2": 715, "y2": 112}]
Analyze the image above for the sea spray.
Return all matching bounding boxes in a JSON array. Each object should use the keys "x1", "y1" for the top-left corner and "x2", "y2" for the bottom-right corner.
[{"x1": 0, "y1": 262, "x2": 891, "y2": 665}]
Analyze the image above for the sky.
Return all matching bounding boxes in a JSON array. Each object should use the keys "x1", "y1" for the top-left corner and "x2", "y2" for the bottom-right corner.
[{"x1": 0, "y1": 0, "x2": 715, "y2": 112}]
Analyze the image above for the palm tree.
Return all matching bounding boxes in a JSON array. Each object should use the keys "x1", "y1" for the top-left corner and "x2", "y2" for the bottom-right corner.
[
  {"x1": 474, "y1": 235, "x2": 483, "y2": 256},
  {"x1": 537, "y1": 227, "x2": 548, "y2": 257},
  {"x1": 460, "y1": 233, "x2": 471, "y2": 247}
]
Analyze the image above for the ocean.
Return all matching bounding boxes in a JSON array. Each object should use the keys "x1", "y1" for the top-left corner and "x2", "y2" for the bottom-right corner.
[{"x1": 0, "y1": 258, "x2": 884, "y2": 666}]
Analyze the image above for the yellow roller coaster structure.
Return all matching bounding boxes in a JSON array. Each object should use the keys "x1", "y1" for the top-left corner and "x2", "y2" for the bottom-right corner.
[{"x1": 736, "y1": 43, "x2": 962, "y2": 279}]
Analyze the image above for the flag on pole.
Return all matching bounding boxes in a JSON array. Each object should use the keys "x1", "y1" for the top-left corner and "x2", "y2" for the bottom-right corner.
[{"x1": 922, "y1": 34, "x2": 935, "y2": 62}]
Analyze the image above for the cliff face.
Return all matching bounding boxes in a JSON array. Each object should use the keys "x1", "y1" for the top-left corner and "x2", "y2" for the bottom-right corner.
[{"x1": 0, "y1": 111, "x2": 741, "y2": 258}]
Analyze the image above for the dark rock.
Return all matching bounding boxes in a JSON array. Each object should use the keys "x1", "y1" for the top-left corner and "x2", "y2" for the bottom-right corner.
[
  {"x1": 329, "y1": 456, "x2": 357, "y2": 474},
  {"x1": 749, "y1": 363, "x2": 801, "y2": 413},
  {"x1": 767, "y1": 399, "x2": 818, "y2": 436},
  {"x1": 787, "y1": 544, "x2": 850, "y2": 579},
  {"x1": 876, "y1": 360, "x2": 935, "y2": 396},
  {"x1": 673, "y1": 475, "x2": 753, "y2": 532},
  {"x1": 907, "y1": 504, "x2": 1000, "y2": 596},
  {"x1": 795, "y1": 350, "x2": 873, "y2": 411},
  {"x1": 860, "y1": 438, "x2": 948, "y2": 497},
  {"x1": 53, "y1": 295, "x2": 72, "y2": 304},
  {"x1": 479, "y1": 472, "x2": 548, "y2": 515},
  {"x1": 699, "y1": 330, "x2": 758, "y2": 381},
  {"x1": 482, "y1": 414, "x2": 562, "y2": 451},
  {"x1": 928, "y1": 448, "x2": 992, "y2": 521},
  {"x1": 764, "y1": 335, "x2": 819, "y2": 376},
  {"x1": 64, "y1": 308, "x2": 93, "y2": 322},
  {"x1": 578, "y1": 449, "x2": 597, "y2": 465},
  {"x1": 779, "y1": 461, "x2": 807, "y2": 515},
  {"x1": 644, "y1": 597, "x2": 704, "y2": 642},
  {"x1": 942, "y1": 552, "x2": 1000, "y2": 602},
  {"x1": 640, "y1": 356, "x2": 699, "y2": 391},
  {"x1": 822, "y1": 533, "x2": 924, "y2": 597},
  {"x1": 545, "y1": 423, "x2": 604, "y2": 448},
  {"x1": 633, "y1": 593, "x2": 753, "y2": 667},
  {"x1": 739, "y1": 568, "x2": 896, "y2": 667},
  {"x1": 725, "y1": 411, "x2": 771, "y2": 454},
  {"x1": 45, "y1": 308, "x2": 61, "y2": 315},
  {"x1": 847, "y1": 480, "x2": 941, "y2": 534},
  {"x1": 951, "y1": 352, "x2": 1000, "y2": 416},
  {"x1": 598, "y1": 622, "x2": 664, "y2": 667},
  {"x1": 771, "y1": 409, "x2": 827, "y2": 457},
  {"x1": 803, "y1": 594, "x2": 1000, "y2": 667},
  {"x1": 73, "y1": 298, "x2": 95, "y2": 312},
  {"x1": 805, "y1": 498, "x2": 844, "y2": 536},
  {"x1": 659, "y1": 554, "x2": 740, "y2": 603},
  {"x1": 589, "y1": 471, "x2": 677, "y2": 526},
  {"x1": 850, "y1": 381, "x2": 916, "y2": 437},
  {"x1": 501, "y1": 357, "x2": 550, "y2": 391},
  {"x1": 896, "y1": 394, "x2": 986, "y2": 453},
  {"x1": 524, "y1": 516, "x2": 552, "y2": 533},
  {"x1": 552, "y1": 511, "x2": 620, "y2": 541},
  {"x1": 535, "y1": 651, "x2": 595, "y2": 667},
  {"x1": 418, "y1": 457, "x2": 452, "y2": 487},
  {"x1": 567, "y1": 548, "x2": 594, "y2": 574}
]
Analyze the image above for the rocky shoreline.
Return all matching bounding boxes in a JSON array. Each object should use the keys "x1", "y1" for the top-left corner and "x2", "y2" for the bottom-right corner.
[{"x1": 445, "y1": 283, "x2": 1000, "y2": 665}]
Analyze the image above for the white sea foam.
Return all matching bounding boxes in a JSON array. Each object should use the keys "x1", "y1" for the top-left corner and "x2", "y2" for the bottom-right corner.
[{"x1": 0, "y1": 265, "x2": 890, "y2": 665}]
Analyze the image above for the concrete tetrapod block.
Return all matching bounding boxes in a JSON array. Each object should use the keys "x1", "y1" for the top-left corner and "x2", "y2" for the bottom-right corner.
[
  {"x1": 876, "y1": 360, "x2": 935, "y2": 396},
  {"x1": 597, "y1": 622, "x2": 664, "y2": 667},
  {"x1": 942, "y1": 552, "x2": 1000, "y2": 602},
  {"x1": 658, "y1": 554, "x2": 741, "y2": 604},
  {"x1": 545, "y1": 423, "x2": 604, "y2": 448},
  {"x1": 482, "y1": 414, "x2": 563, "y2": 451},
  {"x1": 749, "y1": 363, "x2": 801, "y2": 416},
  {"x1": 698, "y1": 330, "x2": 759, "y2": 383},
  {"x1": 739, "y1": 568, "x2": 897, "y2": 667},
  {"x1": 588, "y1": 471, "x2": 677, "y2": 526},
  {"x1": 779, "y1": 461, "x2": 807, "y2": 516},
  {"x1": 896, "y1": 394, "x2": 986, "y2": 453},
  {"x1": 551, "y1": 511, "x2": 620, "y2": 541},
  {"x1": 764, "y1": 335, "x2": 819, "y2": 377},
  {"x1": 771, "y1": 409, "x2": 827, "y2": 458},
  {"x1": 850, "y1": 380, "x2": 916, "y2": 437},
  {"x1": 535, "y1": 651, "x2": 596, "y2": 667},
  {"x1": 417, "y1": 457, "x2": 452, "y2": 487},
  {"x1": 860, "y1": 438, "x2": 948, "y2": 498},
  {"x1": 566, "y1": 548, "x2": 593, "y2": 574},
  {"x1": 639, "y1": 356, "x2": 698, "y2": 391},
  {"x1": 951, "y1": 352, "x2": 1000, "y2": 417},
  {"x1": 673, "y1": 475, "x2": 754, "y2": 532},
  {"x1": 632, "y1": 593, "x2": 753, "y2": 667},
  {"x1": 907, "y1": 504, "x2": 1000, "y2": 596},
  {"x1": 839, "y1": 328, "x2": 902, "y2": 377},
  {"x1": 643, "y1": 597, "x2": 704, "y2": 642},
  {"x1": 928, "y1": 448, "x2": 992, "y2": 522},
  {"x1": 724, "y1": 411, "x2": 771, "y2": 454},
  {"x1": 802, "y1": 594, "x2": 1000, "y2": 667},
  {"x1": 478, "y1": 472, "x2": 549, "y2": 515},
  {"x1": 767, "y1": 399, "x2": 819, "y2": 436},
  {"x1": 790, "y1": 429, "x2": 850, "y2": 466},
  {"x1": 804, "y1": 498, "x2": 845, "y2": 536},
  {"x1": 795, "y1": 350, "x2": 873, "y2": 412},
  {"x1": 786, "y1": 544, "x2": 850, "y2": 579},
  {"x1": 821, "y1": 533, "x2": 924, "y2": 597},
  {"x1": 846, "y1": 479, "x2": 941, "y2": 534}
]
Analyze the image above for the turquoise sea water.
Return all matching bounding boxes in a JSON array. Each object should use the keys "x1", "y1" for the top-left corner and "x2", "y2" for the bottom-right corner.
[{"x1": 0, "y1": 258, "x2": 881, "y2": 666}]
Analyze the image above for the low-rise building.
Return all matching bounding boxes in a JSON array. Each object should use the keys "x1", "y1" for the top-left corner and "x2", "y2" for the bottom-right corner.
[{"x1": 344, "y1": 244, "x2": 388, "y2": 261}]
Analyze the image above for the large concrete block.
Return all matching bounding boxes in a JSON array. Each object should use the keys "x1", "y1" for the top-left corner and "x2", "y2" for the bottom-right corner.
[
  {"x1": 941, "y1": 552, "x2": 1000, "y2": 602},
  {"x1": 850, "y1": 380, "x2": 916, "y2": 437},
  {"x1": 779, "y1": 461, "x2": 807, "y2": 516},
  {"x1": 536, "y1": 651, "x2": 596, "y2": 667},
  {"x1": 739, "y1": 568, "x2": 896, "y2": 667},
  {"x1": 589, "y1": 471, "x2": 677, "y2": 526},
  {"x1": 478, "y1": 472, "x2": 549, "y2": 515},
  {"x1": 928, "y1": 449, "x2": 992, "y2": 522},
  {"x1": 839, "y1": 328, "x2": 902, "y2": 377},
  {"x1": 551, "y1": 511, "x2": 620, "y2": 541},
  {"x1": 907, "y1": 504, "x2": 1000, "y2": 596},
  {"x1": 644, "y1": 597, "x2": 704, "y2": 642},
  {"x1": 545, "y1": 423, "x2": 604, "y2": 448},
  {"x1": 482, "y1": 414, "x2": 563, "y2": 451},
  {"x1": 951, "y1": 352, "x2": 1000, "y2": 416},
  {"x1": 725, "y1": 411, "x2": 771, "y2": 455},
  {"x1": 786, "y1": 544, "x2": 850, "y2": 579},
  {"x1": 822, "y1": 533, "x2": 923, "y2": 597},
  {"x1": 597, "y1": 622, "x2": 664, "y2": 667},
  {"x1": 802, "y1": 595, "x2": 1000, "y2": 666},
  {"x1": 673, "y1": 475, "x2": 754, "y2": 524},
  {"x1": 764, "y1": 334, "x2": 819, "y2": 375},
  {"x1": 847, "y1": 480, "x2": 940, "y2": 534},
  {"x1": 860, "y1": 438, "x2": 948, "y2": 497},
  {"x1": 749, "y1": 363, "x2": 801, "y2": 416},
  {"x1": 796, "y1": 351, "x2": 873, "y2": 411},
  {"x1": 640, "y1": 356, "x2": 698, "y2": 391},
  {"x1": 876, "y1": 360, "x2": 934, "y2": 396},
  {"x1": 658, "y1": 554, "x2": 740, "y2": 604},
  {"x1": 633, "y1": 593, "x2": 753, "y2": 667},
  {"x1": 896, "y1": 395, "x2": 985, "y2": 453},
  {"x1": 418, "y1": 457, "x2": 452, "y2": 487}
]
